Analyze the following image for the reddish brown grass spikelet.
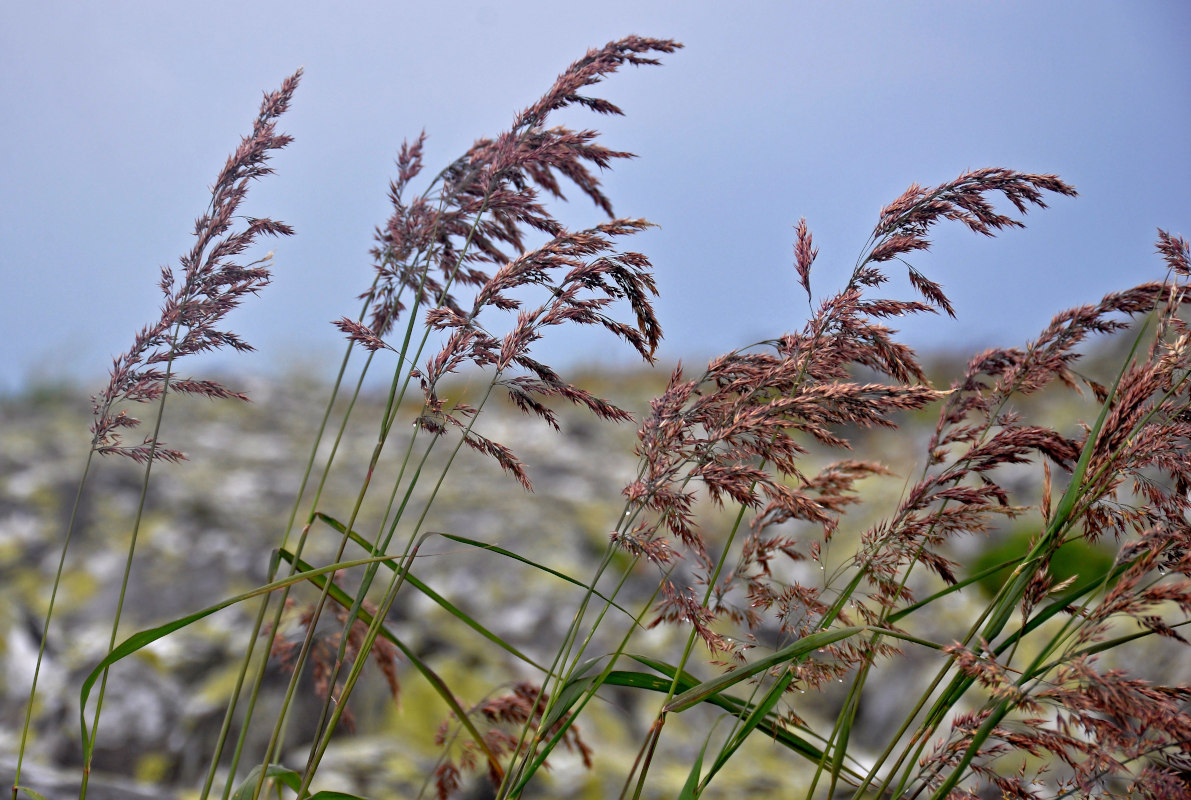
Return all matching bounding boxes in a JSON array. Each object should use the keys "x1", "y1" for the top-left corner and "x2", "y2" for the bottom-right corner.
[
  {"x1": 364, "y1": 37, "x2": 680, "y2": 340},
  {"x1": 411, "y1": 218, "x2": 660, "y2": 487},
  {"x1": 265, "y1": 594, "x2": 400, "y2": 735},
  {"x1": 347, "y1": 39, "x2": 675, "y2": 499},
  {"x1": 1156, "y1": 228, "x2": 1190, "y2": 277},
  {"x1": 332, "y1": 318, "x2": 395, "y2": 352},
  {"x1": 793, "y1": 217, "x2": 817, "y2": 300},
  {"x1": 90, "y1": 69, "x2": 300, "y2": 462},
  {"x1": 869, "y1": 169, "x2": 1076, "y2": 317},
  {"x1": 934, "y1": 644, "x2": 1191, "y2": 798},
  {"x1": 434, "y1": 683, "x2": 593, "y2": 800},
  {"x1": 617, "y1": 171, "x2": 1080, "y2": 664}
]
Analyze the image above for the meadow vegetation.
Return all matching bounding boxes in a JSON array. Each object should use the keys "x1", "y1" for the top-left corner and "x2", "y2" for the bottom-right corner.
[{"x1": 9, "y1": 36, "x2": 1191, "y2": 800}]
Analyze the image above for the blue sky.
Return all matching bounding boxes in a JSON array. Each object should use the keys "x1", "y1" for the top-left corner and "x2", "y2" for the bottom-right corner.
[{"x1": 2, "y1": 2, "x2": 1188, "y2": 393}]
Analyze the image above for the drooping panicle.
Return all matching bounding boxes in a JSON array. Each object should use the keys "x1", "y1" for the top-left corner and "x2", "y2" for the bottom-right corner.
[
  {"x1": 363, "y1": 37, "x2": 680, "y2": 340},
  {"x1": 867, "y1": 168, "x2": 1076, "y2": 316},
  {"x1": 616, "y1": 168, "x2": 1079, "y2": 658}
]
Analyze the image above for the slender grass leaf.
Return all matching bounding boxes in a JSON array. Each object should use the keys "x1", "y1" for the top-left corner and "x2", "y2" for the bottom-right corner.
[
  {"x1": 230, "y1": 764, "x2": 301, "y2": 800},
  {"x1": 313, "y1": 513, "x2": 546, "y2": 672},
  {"x1": 538, "y1": 656, "x2": 606, "y2": 733},
  {"x1": 676, "y1": 729, "x2": 710, "y2": 800},
  {"x1": 699, "y1": 668, "x2": 795, "y2": 792},
  {"x1": 78, "y1": 554, "x2": 393, "y2": 761},
  {"x1": 606, "y1": 657, "x2": 867, "y2": 779},
  {"x1": 431, "y1": 527, "x2": 636, "y2": 620},
  {"x1": 13, "y1": 788, "x2": 49, "y2": 800},
  {"x1": 665, "y1": 627, "x2": 866, "y2": 712}
]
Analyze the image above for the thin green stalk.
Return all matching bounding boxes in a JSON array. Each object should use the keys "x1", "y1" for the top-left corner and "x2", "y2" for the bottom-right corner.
[
  {"x1": 294, "y1": 377, "x2": 506, "y2": 797},
  {"x1": 246, "y1": 219, "x2": 464, "y2": 798},
  {"x1": 281, "y1": 215, "x2": 504, "y2": 795},
  {"x1": 81, "y1": 335, "x2": 184, "y2": 799},
  {"x1": 842, "y1": 552, "x2": 1077, "y2": 800},
  {"x1": 205, "y1": 282, "x2": 379, "y2": 800},
  {"x1": 623, "y1": 496, "x2": 752, "y2": 798},
  {"x1": 498, "y1": 543, "x2": 628, "y2": 796},
  {"x1": 295, "y1": 421, "x2": 440, "y2": 766},
  {"x1": 504, "y1": 573, "x2": 669, "y2": 800},
  {"x1": 507, "y1": 549, "x2": 651, "y2": 796},
  {"x1": 265, "y1": 189, "x2": 496, "y2": 798},
  {"x1": 214, "y1": 346, "x2": 376, "y2": 800},
  {"x1": 12, "y1": 450, "x2": 96, "y2": 800},
  {"x1": 512, "y1": 477, "x2": 676, "y2": 794}
]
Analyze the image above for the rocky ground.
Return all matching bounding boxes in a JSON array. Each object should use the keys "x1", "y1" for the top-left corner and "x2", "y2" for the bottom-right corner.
[
  {"x1": 1, "y1": 369, "x2": 704, "y2": 798},
  {"x1": 1, "y1": 363, "x2": 1180, "y2": 799}
]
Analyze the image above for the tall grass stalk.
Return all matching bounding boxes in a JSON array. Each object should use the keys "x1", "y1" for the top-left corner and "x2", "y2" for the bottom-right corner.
[
  {"x1": 13, "y1": 68, "x2": 300, "y2": 800},
  {"x1": 13, "y1": 36, "x2": 1191, "y2": 800}
]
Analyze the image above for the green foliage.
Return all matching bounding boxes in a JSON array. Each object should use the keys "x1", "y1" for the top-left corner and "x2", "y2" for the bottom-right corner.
[{"x1": 971, "y1": 526, "x2": 1117, "y2": 600}]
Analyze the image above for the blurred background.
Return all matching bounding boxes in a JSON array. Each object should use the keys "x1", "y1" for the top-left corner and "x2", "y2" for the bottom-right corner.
[{"x1": 2, "y1": 1, "x2": 1189, "y2": 393}]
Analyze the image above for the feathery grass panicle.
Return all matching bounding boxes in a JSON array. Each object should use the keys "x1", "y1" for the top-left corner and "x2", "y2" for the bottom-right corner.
[
  {"x1": 90, "y1": 69, "x2": 301, "y2": 463},
  {"x1": 340, "y1": 40, "x2": 673, "y2": 491},
  {"x1": 364, "y1": 38, "x2": 680, "y2": 339},
  {"x1": 794, "y1": 217, "x2": 817, "y2": 301},
  {"x1": 615, "y1": 170, "x2": 1078, "y2": 655}
]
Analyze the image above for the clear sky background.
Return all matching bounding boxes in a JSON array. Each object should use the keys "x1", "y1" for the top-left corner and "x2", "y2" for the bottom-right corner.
[{"x1": 2, "y1": 2, "x2": 1189, "y2": 394}]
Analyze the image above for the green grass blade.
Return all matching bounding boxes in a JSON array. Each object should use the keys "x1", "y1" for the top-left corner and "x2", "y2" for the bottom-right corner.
[
  {"x1": 228, "y1": 764, "x2": 370, "y2": 799},
  {"x1": 537, "y1": 656, "x2": 605, "y2": 733},
  {"x1": 615, "y1": 654, "x2": 870, "y2": 779},
  {"x1": 675, "y1": 731, "x2": 709, "y2": 800},
  {"x1": 603, "y1": 669, "x2": 835, "y2": 767},
  {"x1": 700, "y1": 668, "x2": 795, "y2": 791},
  {"x1": 604, "y1": 659, "x2": 870, "y2": 792},
  {"x1": 664, "y1": 627, "x2": 866, "y2": 712},
  {"x1": 887, "y1": 552, "x2": 1028, "y2": 624},
  {"x1": 826, "y1": 686, "x2": 861, "y2": 798},
  {"x1": 77, "y1": 553, "x2": 393, "y2": 761},
  {"x1": 312, "y1": 515, "x2": 547, "y2": 672},
  {"x1": 13, "y1": 788, "x2": 50, "y2": 800},
  {"x1": 315, "y1": 513, "x2": 637, "y2": 621},
  {"x1": 230, "y1": 764, "x2": 301, "y2": 800}
]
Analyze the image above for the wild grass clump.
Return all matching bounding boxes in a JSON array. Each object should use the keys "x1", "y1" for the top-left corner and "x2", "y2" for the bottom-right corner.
[{"x1": 12, "y1": 36, "x2": 1191, "y2": 800}]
